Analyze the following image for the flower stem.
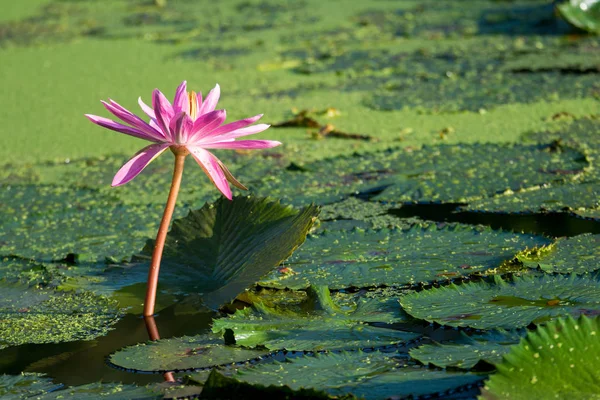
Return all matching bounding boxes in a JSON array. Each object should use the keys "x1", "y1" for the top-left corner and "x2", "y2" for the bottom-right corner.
[
  {"x1": 143, "y1": 316, "x2": 175, "y2": 382},
  {"x1": 143, "y1": 150, "x2": 186, "y2": 317}
]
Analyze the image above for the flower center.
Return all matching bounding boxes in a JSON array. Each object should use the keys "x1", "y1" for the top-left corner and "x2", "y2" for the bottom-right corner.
[{"x1": 188, "y1": 91, "x2": 198, "y2": 120}]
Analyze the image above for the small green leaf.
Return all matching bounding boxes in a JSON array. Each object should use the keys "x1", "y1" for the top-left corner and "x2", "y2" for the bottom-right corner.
[
  {"x1": 516, "y1": 233, "x2": 600, "y2": 274},
  {"x1": 212, "y1": 286, "x2": 419, "y2": 351},
  {"x1": 401, "y1": 274, "x2": 600, "y2": 329},
  {"x1": 260, "y1": 223, "x2": 549, "y2": 290},
  {"x1": 108, "y1": 334, "x2": 273, "y2": 373},
  {"x1": 409, "y1": 330, "x2": 526, "y2": 369},
  {"x1": 558, "y1": 0, "x2": 600, "y2": 34},
  {"x1": 481, "y1": 316, "x2": 600, "y2": 399}
]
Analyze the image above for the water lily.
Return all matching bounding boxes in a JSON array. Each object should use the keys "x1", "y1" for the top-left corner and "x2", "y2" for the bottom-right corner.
[{"x1": 86, "y1": 81, "x2": 280, "y2": 316}]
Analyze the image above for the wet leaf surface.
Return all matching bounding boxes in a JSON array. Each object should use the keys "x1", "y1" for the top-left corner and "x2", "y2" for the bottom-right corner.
[
  {"x1": 481, "y1": 315, "x2": 600, "y2": 399},
  {"x1": 401, "y1": 274, "x2": 600, "y2": 329},
  {"x1": 259, "y1": 223, "x2": 549, "y2": 290},
  {"x1": 212, "y1": 286, "x2": 419, "y2": 351},
  {"x1": 558, "y1": 0, "x2": 600, "y2": 34}
]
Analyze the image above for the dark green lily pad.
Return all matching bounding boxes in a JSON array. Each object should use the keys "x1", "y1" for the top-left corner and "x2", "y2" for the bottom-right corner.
[
  {"x1": 0, "y1": 281, "x2": 121, "y2": 349},
  {"x1": 212, "y1": 286, "x2": 419, "y2": 351},
  {"x1": 572, "y1": 208, "x2": 600, "y2": 220},
  {"x1": 481, "y1": 315, "x2": 600, "y2": 399},
  {"x1": 400, "y1": 274, "x2": 600, "y2": 329},
  {"x1": 108, "y1": 334, "x2": 272, "y2": 373},
  {"x1": 462, "y1": 181, "x2": 600, "y2": 214},
  {"x1": 253, "y1": 143, "x2": 587, "y2": 206},
  {"x1": 233, "y1": 351, "x2": 484, "y2": 400},
  {"x1": 516, "y1": 233, "x2": 600, "y2": 274},
  {"x1": 259, "y1": 223, "x2": 549, "y2": 290},
  {"x1": 0, "y1": 373, "x2": 62, "y2": 399},
  {"x1": 199, "y1": 369, "x2": 337, "y2": 400},
  {"x1": 409, "y1": 330, "x2": 526, "y2": 369},
  {"x1": 35, "y1": 382, "x2": 162, "y2": 400},
  {"x1": 521, "y1": 116, "x2": 600, "y2": 154},
  {"x1": 558, "y1": 0, "x2": 600, "y2": 34},
  {"x1": 136, "y1": 196, "x2": 319, "y2": 310}
]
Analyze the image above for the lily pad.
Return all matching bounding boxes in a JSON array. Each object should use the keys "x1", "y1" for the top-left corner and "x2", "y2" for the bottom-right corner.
[
  {"x1": 232, "y1": 351, "x2": 484, "y2": 400},
  {"x1": 0, "y1": 373, "x2": 61, "y2": 399},
  {"x1": 136, "y1": 196, "x2": 319, "y2": 310},
  {"x1": 400, "y1": 274, "x2": 600, "y2": 329},
  {"x1": 259, "y1": 223, "x2": 549, "y2": 290},
  {"x1": 572, "y1": 208, "x2": 600, "y2": 221},
  {"x1": 253, "y1": 143, "x2": 587, "y2": 206},
  {"x1": 0, "y1": 282, "x2": 122, "y2": 349},
  {"x1": 35, "y1": 382, "x2": 162, "y2": 400},
  {"x1": 212, "y1": 286, "x2": 420, "y2": 351},
  {"x1": 481, "y1": 315, "x2": 600, "y2": 399},
  {"x1": 409, "y1": 329, "x2": 526, "y2": 369},
  {"x1": 516, "y1": 233, "x2": 600, "y2": 274},
  {"x1": 462, "y1": 181, "x2": 600, "y2": 214},
  {"x1": 108, "y1": 334, "x2": 273, "y2": 373},
  {"x1": 558, "y1": 0, "x2": 600, "y2": 34}
]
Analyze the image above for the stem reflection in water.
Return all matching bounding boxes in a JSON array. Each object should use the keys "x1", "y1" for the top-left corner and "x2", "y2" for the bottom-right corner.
[{"x1": 143, "y1": 316, "x2": 175, "y2": 382}]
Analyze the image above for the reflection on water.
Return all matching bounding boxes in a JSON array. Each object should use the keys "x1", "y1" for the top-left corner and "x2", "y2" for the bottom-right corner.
[{"x1": 0, "y1": 306, "x2": 215, "y2": 386}]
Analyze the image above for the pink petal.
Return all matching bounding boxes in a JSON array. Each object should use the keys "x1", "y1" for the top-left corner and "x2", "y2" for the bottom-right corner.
[
  {"x1": 196, "y1": 92, "x2": 203, "y2": 114},
  {"x1": 209, "y1": 114, "x2": 263, "y2": 136},
  {"x1": 188, "y1": 109, "x2": 227, "y2": 142},
  {"x1": 209, "y1": 123, "x2": 271, "y2": 140},
  {"x1": 85, "y1": 114, "x2": 159, "y2": 141},
  {"x1": 103, "y1": 100, "x2": 165, "y2": 141},
  {"x1": 169, "y1": 112, "x2": 194, "y2": 144},
  {"x1": 112, "y1": 143, "x2": 170, "y2": 186},
  {"x1": 188, "y1": 146, "x2": 232, "y2": 200},
  {"x1": 201, "y1": 139, "x2": 281, "y2": 150},
  {"x1": 138, "y1": 97, "x2": 155, "y2": 119},
  {"x1": 172, "y1": 81, "x2": 189, "y2": 115},
  {"x1": 152, "y1": 89, "x2": 174, "y2": 141},
  {"x1": 198, "y1": 84, "x2": 220, "y2": 115}
]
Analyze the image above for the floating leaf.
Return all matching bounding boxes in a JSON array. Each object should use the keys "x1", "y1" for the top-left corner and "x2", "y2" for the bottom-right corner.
[
  {"x1": 0, "y1": 373, "x2": 61, "y2": 399},
  {"x1": 481, "y1": 316, "x2": 600, "y2": 399},
  {"x1": 108, "y1": 334, "x2": 273, "y2": 373},
  {"x1": 558, "y1": 0, "x2": 600, "y2": 34},
  {"x1": 233, "y1": 351, "x2": 484, "y2": 399},
  {"x1": 572, "y1": 208, "x2": 600, "y2": 221},
  {"x1": 0, "y1": 282, "x2": 121, "y2": 349},
  {"x1": 409, "y1": 330, "x2": 526, "y2": 369},
  {"x1": 136, "y1": 196, "x2": 319, "y2": 310},
  {"x1": 212, "y1": 286, "x2": 419, "y2": 351},
  {"x1": 253, "y1": 143, "x2": 587, "y2": 206},
  {"x1": 517, "y1": 233, "x2": 600, "y2": 274},
  {"x1": 317, "y1": 197, "x2": 414, "y2": 231},
  {"x1": 35, "y1": 382, "x2": 162, "y2": 400},
  {"x1": 401, "y1": 274, "x2": 600, "y2": 329},
  {"x1": 463, "y1": 181, "x2": 600, "y2": 214},
  {"x1": 259, "y1": 224, "x2": 549, "y2": 290}
]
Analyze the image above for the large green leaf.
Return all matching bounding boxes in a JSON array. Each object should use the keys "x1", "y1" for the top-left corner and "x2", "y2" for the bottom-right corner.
[
  {"x1": 481, "y1": 316, "x2": 600, "y2": 399},
  {"x1": 34, "y1": 382, "x2": 161, "y2": 400},
  {"x1": 252, "y1": 143, "x2": 587, "y2": 206},
  {"x1": 409, "y1": 330, "x2": 526, "y2": 369},
  {"x1": 259, "y1": 223, "x2": 549, "y2": 290},
  {"x1": 212, "y1": 286, "x2": 419, "y2": 351},
  {"x1": 0, "y1": 281, "x2": 121, "y2": 350},
  {"x1": 516, "y1": 233, "x2": 600, "y2": 274},
  {"x1": 136, "y1": 196, "x2": 319, "y2": 310},
  {"x1": 108, "y1": 334, "x2": 273, "y2": 373},
  {"x1": 558, "y1": 0, "x2": 600, "y2": 33},
  {"x1": 232, "y1": 351, "x2": 484, "y2": 400},
  {"x1": 400, "y1": 274, "x2": 600, "y2": 329}
]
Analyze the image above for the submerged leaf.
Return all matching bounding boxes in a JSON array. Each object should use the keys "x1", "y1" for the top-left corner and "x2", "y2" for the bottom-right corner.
[
  {"x1": 212, "y1": 286, "x2": 419, "y2": 351},
  {"x1": 259, "y1": 223, "x2": 548, "y2": 290},
  {"x1": 0, "y1": 373, "x2": 61, "y2": 399},
  {"x1": 137, "y1": 196, "x2": 319, "y2": 310},
  {"x1": 401, "y1": 274, "x2": 600, "y2": 329},
  {"x1": 481, "y1": 316, "x2": 600, "y2": 399},
  {"x1": 109, "y1": 334, "x2": 272, "y2": 373},
  {"x1": 516, "y1": 233, "x2": 600, "y2": 274},
  {"x1": 232, "y1": 351, "x2": 484, "y2": 400}
]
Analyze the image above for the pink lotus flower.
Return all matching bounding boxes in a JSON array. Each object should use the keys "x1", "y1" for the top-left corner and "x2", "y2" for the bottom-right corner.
[{"x1": 85, "y1": 81, "x2": 280, "y2": 199}]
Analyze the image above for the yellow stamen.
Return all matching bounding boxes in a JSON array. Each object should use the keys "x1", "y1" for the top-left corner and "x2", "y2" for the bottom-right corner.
[{"x1": 188, "y1": 91, "x2": 198, "y2": 120}]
